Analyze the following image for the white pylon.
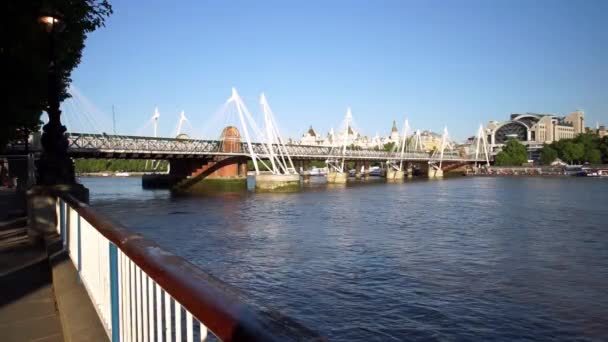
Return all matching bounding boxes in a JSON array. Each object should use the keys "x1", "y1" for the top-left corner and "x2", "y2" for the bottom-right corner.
[
  {"x1": 175, "y1": 110, "x2": 188, "y2": 136},
  {"x1": 438, "y1": 126, "x2": 448, "y2": 169},
  {"x1": 228, "y1": 87, "x2": 261, "y2": 175},
  {"x1": 327, "y1": 108, "x2": 353, "y2": 173},
  {"x1": 475, "y1": 124, "x2": 490, "y2": 167},
  {"x1": 398, "y1": 119, "x2": 410, "y2": 170},
  {"x1": 260, "y1": 93, "x2": 297, "y2": 175},
  {"x1": 413, "y1": 129, "x2": 423, "y2": 152},
  {"x1": 152, "y1": 107, "x2": 160, "y2": 137}
]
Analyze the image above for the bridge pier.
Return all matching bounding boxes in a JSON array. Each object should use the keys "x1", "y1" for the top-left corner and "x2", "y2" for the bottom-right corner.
[
  {"x1": 254, "y1": 174, "x2": 301, "y2": 192},
  {"x1": 386, "y1": 169, "x2": 405, "y2": 182},
  {"x1": 427, "y1": 168, "x2": 444, "y2": 178},
  {"x1": 301, "y1": 160, "x2": 311, "y2": 183},
  {"x1": 407, "y1": 165, "x2": 413, "y2": 178},
  {"x1": 327, "y1": 170, "x2": 348, "y2": 184},
  {"x1": 355, "y1": 162, "x2": 362, "y2": 179}
]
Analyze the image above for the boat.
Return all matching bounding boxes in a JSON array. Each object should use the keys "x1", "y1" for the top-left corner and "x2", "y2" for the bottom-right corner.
[
  {"x1": 115, "y1": 172, "x2": 130, "y2": 177},
  {"x1": 101, "y1": 172, "x2": 110, "y2": 177},
  {"x1": 585, "y1": 169, "x2": 608, "y2": 177},
  {"x1": 310, "y1": 167, "x2": 327, "y2": 176},
  {"x1": 368, "y1": 166, "x2": 382, "y2": 177}
]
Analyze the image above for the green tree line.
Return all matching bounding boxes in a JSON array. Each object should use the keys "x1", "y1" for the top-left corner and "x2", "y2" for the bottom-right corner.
[
  {"x1": 540, "y1": 134, "x2": 608, "y2": 165},
  {"x1": 74, "y1": 159, "x2": 168, "y2": 173}
]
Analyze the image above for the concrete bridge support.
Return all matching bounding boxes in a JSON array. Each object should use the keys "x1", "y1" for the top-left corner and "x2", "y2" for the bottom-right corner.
[
  {"x1": 427, "y1": 168, "x2": 444, "y2": 178},
  {"x1": 142, "y1": 158, "x2": 203, "y2": 189},
  {"x1": 386, "y1": 169, "x2": 405, "y2": 182},
  {"x1": 301, "y1": 160, "x2": 311, "y2": 183},
  {"x1": 354, "y1": 162, "x2": 362, "y2": 179},
  {"x1": 327, "y1": 170, "x2": 348, "y2": 184},
  {"x1": 302, "y1": 171, "x2": 311, "y2": 183},
  {"x1": 254, "y1": 174, "x2": 301, "y2": 192}
]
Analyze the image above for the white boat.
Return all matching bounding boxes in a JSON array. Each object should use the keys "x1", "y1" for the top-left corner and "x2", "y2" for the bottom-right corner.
[
  {"x1": 101, "y1": 172, "x2": 110, "y2": 177},
  {"x1": 368, "y1": 166, "x2": 382, "y2": 177},
  {"x1": 115, "y1": 172, "x2": 130, "y2": 177},
  {"x1": 310, "y1": 167, "x2": 327, "y2": 176}
]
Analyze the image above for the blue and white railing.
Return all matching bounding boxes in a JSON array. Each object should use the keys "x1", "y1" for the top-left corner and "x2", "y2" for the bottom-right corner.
[{"x1": 54, "y1": 192, "x2": 321, "y2": 342}]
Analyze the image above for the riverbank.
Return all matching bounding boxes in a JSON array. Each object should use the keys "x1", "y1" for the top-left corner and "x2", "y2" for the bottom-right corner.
[
  {"x1": 478, "y1": 165, "x2": 608, "y2": 177},
  {"x1": 77, "y1": 171, "x2": 167, "y2": 177}
]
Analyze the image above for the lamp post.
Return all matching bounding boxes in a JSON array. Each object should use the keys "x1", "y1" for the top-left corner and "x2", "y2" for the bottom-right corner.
[{"x1": 36, "y1": 11, "x2": 75, "y2": 185}]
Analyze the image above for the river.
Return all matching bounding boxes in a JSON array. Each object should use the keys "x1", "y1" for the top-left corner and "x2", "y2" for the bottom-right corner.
[{"x1": 80, "y1": 176, "x2": 608, "y2": 341}]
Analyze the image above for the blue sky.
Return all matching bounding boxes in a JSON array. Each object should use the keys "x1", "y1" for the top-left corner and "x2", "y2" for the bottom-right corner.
[{"x1": 70, "y1": 0, "x2": 608, "y2": 141}]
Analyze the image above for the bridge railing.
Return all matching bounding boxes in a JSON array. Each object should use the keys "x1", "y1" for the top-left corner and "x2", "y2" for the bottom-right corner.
[
  {"x1": 54, "y1": 191, "x2": 322, "y2": 342},
  {"x1": 60, "y1": 133, "x2": 486, "y2": 162}
]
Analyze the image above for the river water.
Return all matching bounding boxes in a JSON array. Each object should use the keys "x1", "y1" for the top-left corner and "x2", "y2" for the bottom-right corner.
[{"x1": 81, "y1": 176, "x2": 608, "y2": 341}]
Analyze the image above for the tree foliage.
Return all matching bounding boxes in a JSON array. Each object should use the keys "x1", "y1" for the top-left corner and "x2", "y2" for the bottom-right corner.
[
  {"x1": 74, "y1": 159, "x2": 168, "y2": 173},
  {"x1": 383, "y1": 142, "x2": 396, "y2": 152},
  {"x1": 494, "y1": 139, "x2": 528, "y2": 166},
  {"x1": 1, "y1": 0, "x2": 112, "y2": 149},
  {"x1": 540, "y1": 133, "x2": 606, "y2": 165},
  {"x1": 540, "y1": 146, "x2": 558, "y2": 165}
]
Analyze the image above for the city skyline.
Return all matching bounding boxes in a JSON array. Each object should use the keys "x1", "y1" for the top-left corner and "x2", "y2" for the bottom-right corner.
[{"x1": 70, "y1": 0, "x2": 607, "y2": 141}]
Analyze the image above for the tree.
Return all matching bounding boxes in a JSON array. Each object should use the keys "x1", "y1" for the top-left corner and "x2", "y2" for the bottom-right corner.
[
  {"x1": 494, "y1": 151, "x2": 512, "y2": 166},
  {"x1": 561, "y1": 141, "x2": 585, "y2": 164},
  {"x1": 600, "y1": 137, "x2": 608, "y2": 163},
  {"x1": 584, "y1": 149, "x2": 602, "y2": 164},
  {"x1": 1, "y1": 1, "x2": 112, "y2": 150},
  {"x1": 383, "y1": 142, "x2": 396, "y2": 152},
  {"x1": 540, "y1": 145, "x2": 558, "y2": 165},
  {"x1": 495, "y1": 138, "x2": 528, "y2": 166}
]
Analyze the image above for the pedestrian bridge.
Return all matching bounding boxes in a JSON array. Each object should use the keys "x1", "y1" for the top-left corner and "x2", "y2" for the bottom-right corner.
[{"x1": 60, "y1": 133, "x2": 482, "y2": 163}]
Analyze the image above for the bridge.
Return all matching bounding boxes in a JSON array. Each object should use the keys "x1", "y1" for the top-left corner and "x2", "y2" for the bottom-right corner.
[
  {"x1": 48, "y1": 133, "x2": 472, "y2": 162},
  {"x1": 6, "y1": 87, "x2": 491, "y2": 191}
]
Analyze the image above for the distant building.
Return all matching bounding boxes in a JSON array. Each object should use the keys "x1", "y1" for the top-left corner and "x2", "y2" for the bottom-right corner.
[
  {"x1": 389, "y1": 120, "x2": 400, "y2": 142},
  {"x1": 419, "y1": 130, "x2": 443, "y2": 152},
  {"x1": 300, "y1": 126, "x2": 322, "y2": 145},
  {"x1": 485, "y1": 110, "x2": 586, "y2": 160},
  {"x1": 487, "y1": 111, "x2": 584, "y2": 146},
  {"x1": 299, "y1": 120, "x2": 426, "y2": 149},
  {"x1": 586, "y1": 123, "x2": 607, "y2": 138}
]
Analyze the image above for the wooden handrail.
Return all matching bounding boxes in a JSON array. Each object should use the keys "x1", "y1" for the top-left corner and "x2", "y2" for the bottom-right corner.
[{"x1": 55, "y1": 190, "x2": 324, "y2": 342}]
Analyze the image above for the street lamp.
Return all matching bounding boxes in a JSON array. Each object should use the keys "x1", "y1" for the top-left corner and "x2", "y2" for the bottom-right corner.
[{"x1": 36, "y1": 9, "x2": 74, "y2": 185}]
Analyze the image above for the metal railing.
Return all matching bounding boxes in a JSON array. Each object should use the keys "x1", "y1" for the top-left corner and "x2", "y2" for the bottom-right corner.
[
  {"x1": 5, "y1": 132, "x2": 486, "y2": 163},
  {"x1": 54, "y1": 192, "x2": 322, "y2": 342}
]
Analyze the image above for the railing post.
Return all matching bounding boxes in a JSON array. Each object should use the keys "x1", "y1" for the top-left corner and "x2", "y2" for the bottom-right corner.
[
  {"x1": 59, "y1": 200, "x2": 66, "y2": 245},
  {"x1": 109, "y1": 242, "x2": 120, "y2": 342},
  {"x1": 77, "y1": 214, "x2": 82, "y2": 277}
]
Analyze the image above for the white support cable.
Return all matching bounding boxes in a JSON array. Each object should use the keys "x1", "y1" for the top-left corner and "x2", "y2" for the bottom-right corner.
[
  {"x1": 482, "y1": 127, "x2": 490, "y2": 166},
  {"x1": 438, "y1": 126, "x2": 449, "y2": 169},
  {"x1": 398, "y1": 119, "x2": 410, "y2": 170},
  {"x1": 153, "y1": 107, "x2": 160, "y2": 138},
  {"x1": 260, "y1": 93, "x2": 297, "y2": 175},
  {"x1": 230, "y1": 88, "x2": 260, "y2": 174},
  {"x1": 475, "y1": 124, "x2": 481, "y2": 168},
  {"x1": 261, "y1": 95, "x2": 279, "y2": 174}
]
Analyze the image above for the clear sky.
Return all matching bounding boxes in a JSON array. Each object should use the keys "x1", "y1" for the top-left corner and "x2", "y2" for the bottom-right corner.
[{"x1": 70, "y1": 0, "x2": 608, "y2": 141}]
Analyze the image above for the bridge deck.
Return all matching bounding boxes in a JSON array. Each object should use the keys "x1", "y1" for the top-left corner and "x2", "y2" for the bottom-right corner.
[{"x1": 7, "y1": 133, "x2": 487, "y2": 163}]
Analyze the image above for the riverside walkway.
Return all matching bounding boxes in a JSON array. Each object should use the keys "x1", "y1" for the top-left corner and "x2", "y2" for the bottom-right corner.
[{"x1": 0, "y1": 188, "x2": 107, "y2": 341}]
